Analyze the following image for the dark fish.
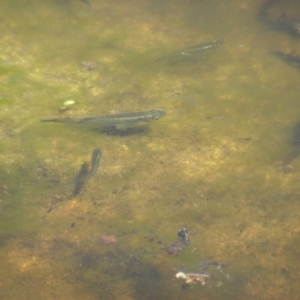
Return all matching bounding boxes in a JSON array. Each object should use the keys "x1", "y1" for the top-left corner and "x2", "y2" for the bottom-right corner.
[
  {"x1": 41, "y1": 109, "x2": 166, "y2": 130},
  {"x1": 258, "y1": 0, "x2": 300, "y2": 38},
  {"x1": 73, "y1": 148, "x2": 101, "y2": 183},
  {"x1": 178, "y1": 227, "x2": 190, "y2": 246}
]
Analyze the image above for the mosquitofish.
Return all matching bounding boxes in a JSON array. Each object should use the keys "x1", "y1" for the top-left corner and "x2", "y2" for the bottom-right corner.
[
  {"x1": 73, "y1": 148, "x2": 101, "y2": 183},
  {"x1": 41, "y1": 109, "x2": 166, "y2": 129},
  {"x1": 178, "y1": 40, "x2": 223, "y2": 56},
  {"x1": 178, "y1": 227, "x2": 190, "y2": 246},
  {"x1": 155, "y1": 40, "x2": 223, "y2": 63}
]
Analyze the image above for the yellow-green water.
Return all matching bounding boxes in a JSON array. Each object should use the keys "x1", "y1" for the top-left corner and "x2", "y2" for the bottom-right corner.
[{"x1": 1, "y1": 0, "x2": 300, "y2": 299}]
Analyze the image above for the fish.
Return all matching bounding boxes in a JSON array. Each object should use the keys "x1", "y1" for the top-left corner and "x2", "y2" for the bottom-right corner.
[
  {"x1": 73, "y1": 148, "x2": 101, "y2": 184},
  {"x1": 177, "y1": 40, "x2": 223, "y2": 56},
  {"x1": 178, "y1": 227, "x2": 190, "y2": 246},
  {"x1": 41, "y1": 109, "x2": 166, "y2": 130},
  {"x1": 156, "y1": 40, "x2": 223, "y2": 63}
]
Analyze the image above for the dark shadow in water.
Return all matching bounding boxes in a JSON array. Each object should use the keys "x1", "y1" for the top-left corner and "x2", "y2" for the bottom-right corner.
[
  {"x1": 273, "y1": 51, "x2": 300, "y2": 69},
  {"x1": 71, "y1": 163, "x2": 89, "y2": 197},
  {"x1": 123, "y1": 255, "x2": 166, "y2": 300},
  {"x1": 2, "y1": 234, "x2": 250, "y2": 299},
  {"x1": 93, "y1": 126, "x2": 150, "y2": 136},
  {"x1": 2, "y1": 235, "x2": 134, "y2": 300},
  {"x1": 2, "y1": 234, "x2": 168, "y2": 299},
  {"x1": 284, "y1": 120, "x2": 300, "y2": 166},
  {"x1": 70, "y1": 247, "x2": 168, "y2": 300},
  {"x1": 258, "y1": 0, "x2": 300, "y2": 38},
  {"x1": 0, "y1": 233, "x2": 16, "y2": 247}
]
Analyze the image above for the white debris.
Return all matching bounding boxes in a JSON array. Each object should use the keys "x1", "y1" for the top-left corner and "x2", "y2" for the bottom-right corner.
[
  {"x1": 176, "y1": 271, "x2": 210, "y2": 285},
  {"x1": 176, "y1": 272, "x2": 187, "y2": 279},
  {"x1": 63, "y1": 100, "x2": 76, "y2": 106},
  {"x1": 59, "y1": 100, "x2": 76, "y2": 111}
]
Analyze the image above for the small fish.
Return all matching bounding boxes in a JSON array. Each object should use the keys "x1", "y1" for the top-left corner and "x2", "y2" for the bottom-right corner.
[
  {"x1": 72, "y1": 148, "x2": 101, "y2": 196},
  {"x1": 178, "y1": 40, "x2": 223, "y2": 56},
  {"x1": 155, "y1": 40, "x2": 223, "y2": 63},
  {"x1": 178, "y1": 227, "x2": 190, "y2": 246},
  {"x1": 73, "y1": 148, "x2": 101, "y2": 183},
  {"x1": 41, "y1": 109, "x2": 166, "y2": 130}
]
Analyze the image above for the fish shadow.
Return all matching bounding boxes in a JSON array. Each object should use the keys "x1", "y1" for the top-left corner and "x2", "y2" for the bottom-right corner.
[{"x1": 93, "y1": 126, "x2": 150, "y2": 136}]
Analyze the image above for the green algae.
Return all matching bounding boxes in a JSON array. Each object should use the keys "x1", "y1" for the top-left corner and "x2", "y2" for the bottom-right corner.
[{"x1": 1, "y1": 0, "x2": 300, "y2": 299}]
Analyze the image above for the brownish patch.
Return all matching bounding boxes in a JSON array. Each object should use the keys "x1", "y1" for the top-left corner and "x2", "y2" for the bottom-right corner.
[{"x1": 99, "y1": 234, "x2": 118, "y2": 246}]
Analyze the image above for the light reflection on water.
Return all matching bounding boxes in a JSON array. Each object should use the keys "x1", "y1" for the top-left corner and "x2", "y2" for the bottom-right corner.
[{"x1": 1, "y1": 0, "x2": 300, "y2": 299}]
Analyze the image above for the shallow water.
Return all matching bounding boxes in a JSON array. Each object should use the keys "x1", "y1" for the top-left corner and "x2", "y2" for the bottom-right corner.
[{"x1": 1, "y1": 0, "x2": 300, "y2": 299}]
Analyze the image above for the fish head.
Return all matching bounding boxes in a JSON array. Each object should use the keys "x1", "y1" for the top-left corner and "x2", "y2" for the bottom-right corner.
[{"x1": 151, "y1": 109, "x2": 166, "y2": 120}]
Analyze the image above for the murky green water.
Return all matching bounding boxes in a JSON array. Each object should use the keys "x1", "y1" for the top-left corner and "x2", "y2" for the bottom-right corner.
[{"x1": 1, "y1": 0, "x2": 300, "y2": 299}]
